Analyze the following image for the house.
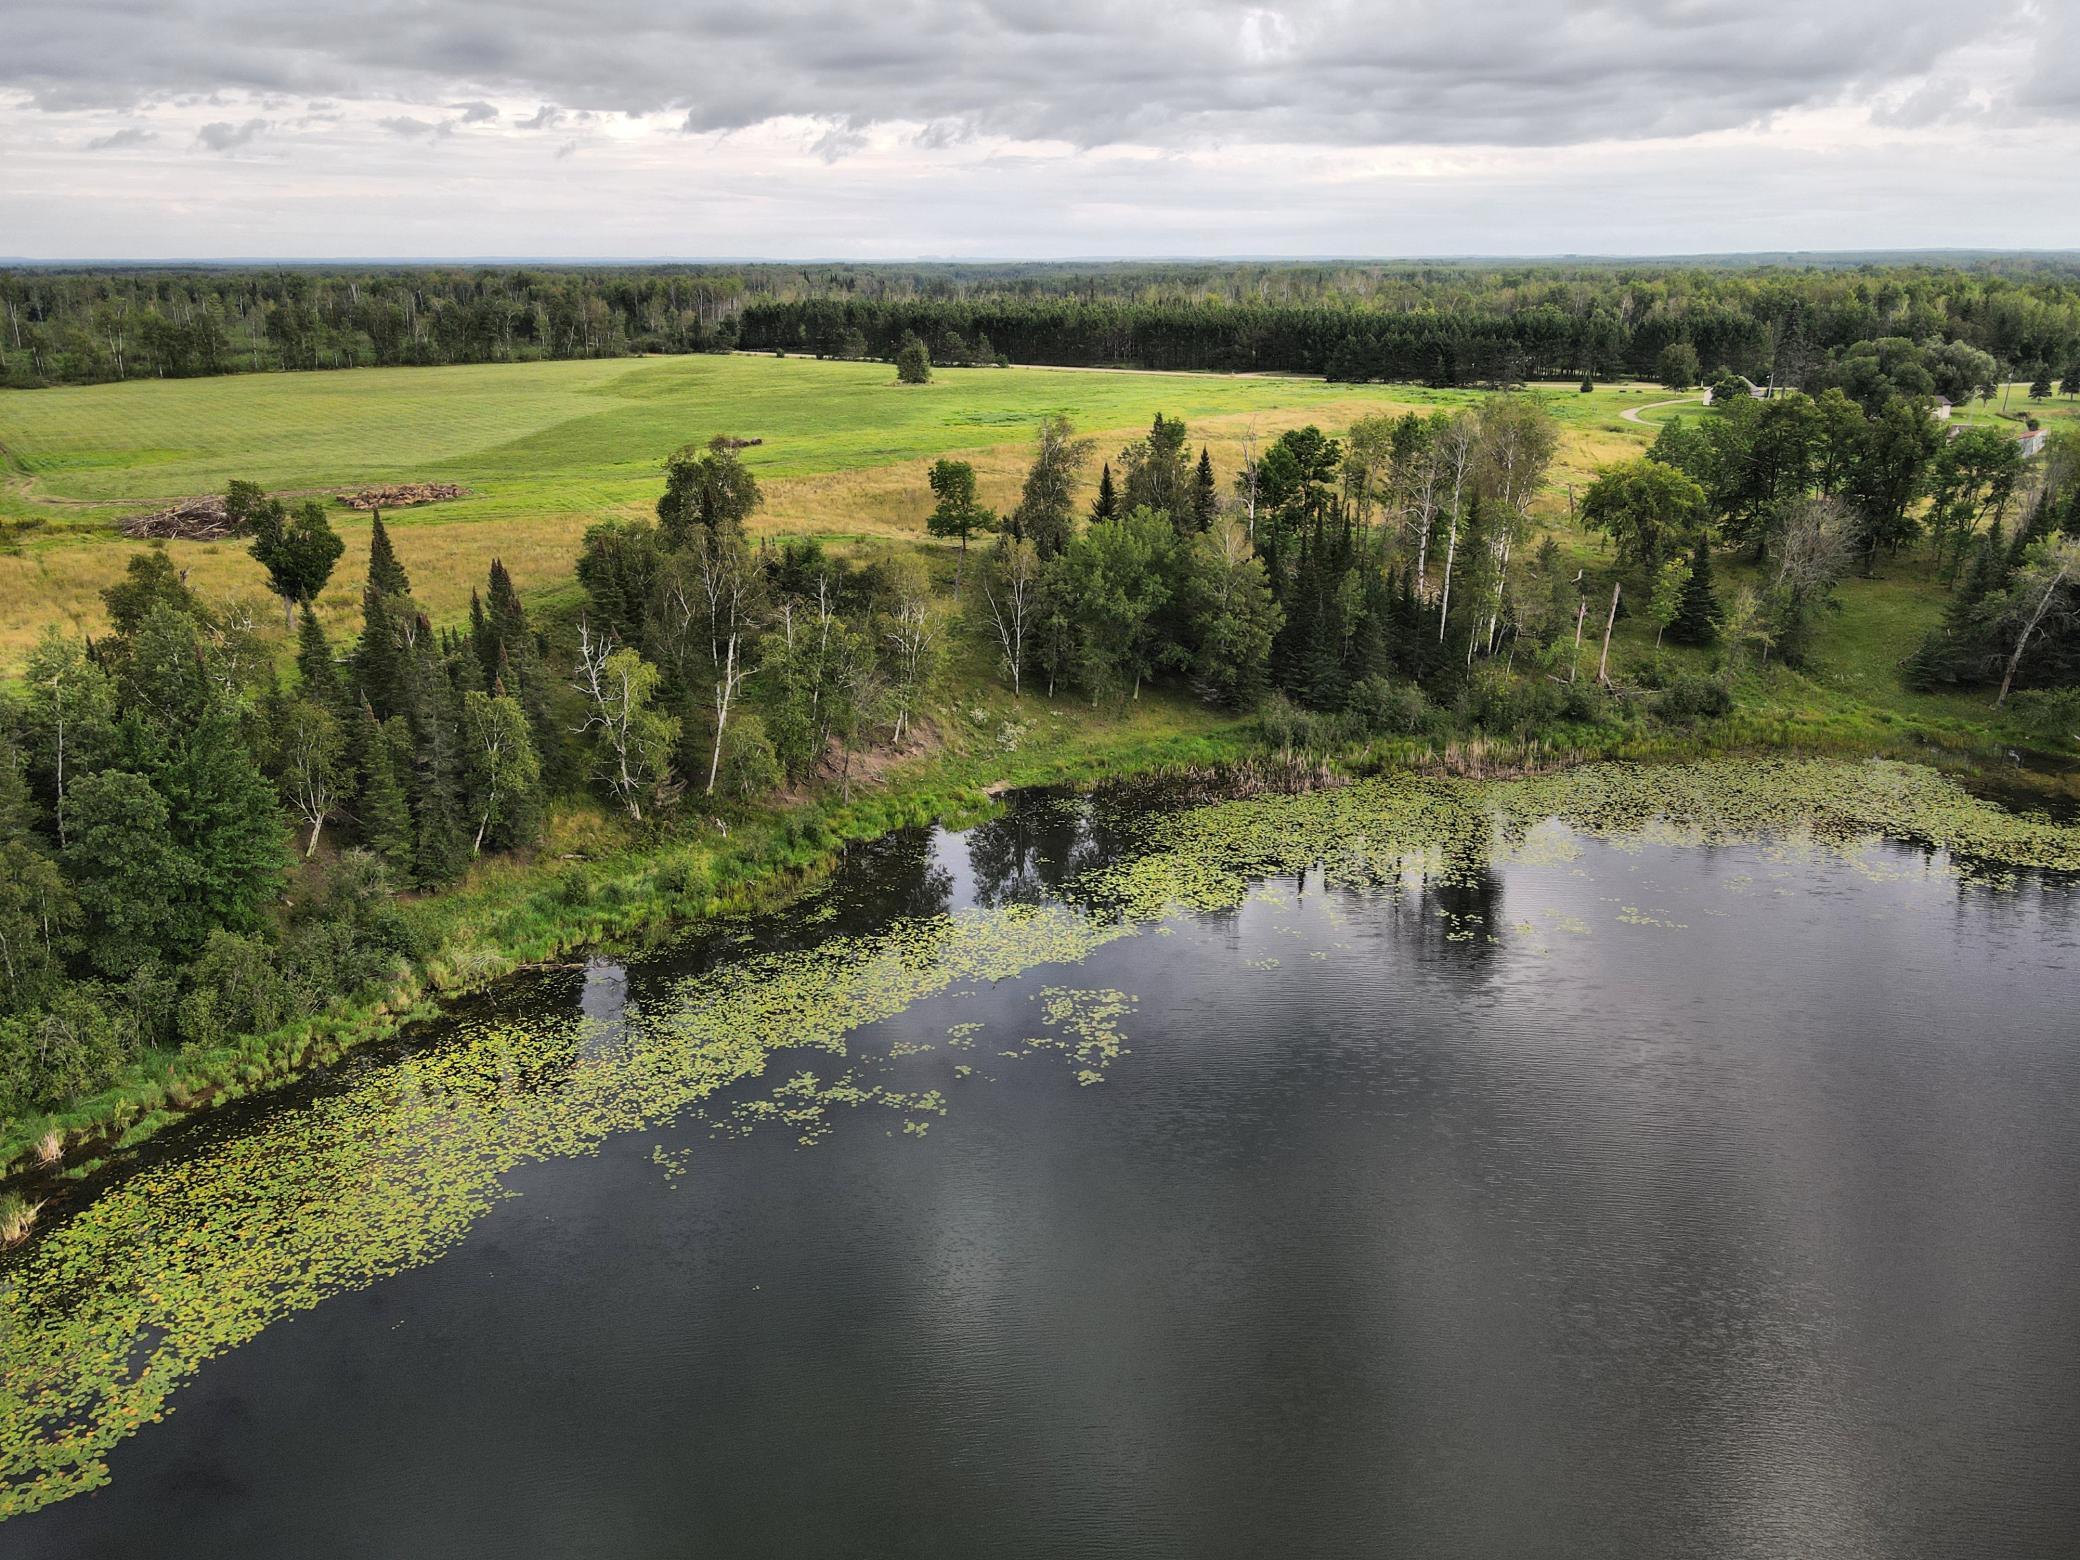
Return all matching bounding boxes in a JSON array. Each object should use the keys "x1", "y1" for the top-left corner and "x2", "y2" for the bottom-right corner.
[
  {"x1": 1931, "y1": 396, "x2": 1953, "y2": 421},
  {"x1": 2017, "y1": 426, "x2": 2048, "y2": 457}
]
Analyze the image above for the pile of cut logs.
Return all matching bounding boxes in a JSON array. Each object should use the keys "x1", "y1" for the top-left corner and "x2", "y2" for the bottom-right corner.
[{"x1": 338, "y1": 483, "x2": 468, "y2": 510}]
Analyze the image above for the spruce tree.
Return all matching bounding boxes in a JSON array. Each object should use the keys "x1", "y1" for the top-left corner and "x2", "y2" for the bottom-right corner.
[
  {"x1": 352, "y1": 703, "x2": 415, "y2": 873},
  {"x1": 1668, "y1": 533, "x2": 1721, "y2": 645},
  {"x1": 355, "y1": 514, "x2": 415, "y2": 720},
  {"x1": 468, "y1": 588, "x2": 494, "y2": 684},
  {"x1": 401, "y1": 621, "x2": 470, "y2": 886},
  {"x1": 295, "y1": 607, "x2": 342, "y2": 709},
  {"x1": 1090, "y1": 462, "x2": 1118, "y2": 523},
  {"x1": 1191, "y1": 447, "x2": 1218, "y2": 533},
  {"x1": 366, "y1": 510, "x2": 411, "y2": 596},
  {"x1": 1904, "y1": 522, "x2": 2008, "y2": 689},
  {"x1": 448, "y1": 627, "x2": 487, "y2": 696},
  {"x1": 482, "y1": 559, "x2": 564, "y2": 787}
]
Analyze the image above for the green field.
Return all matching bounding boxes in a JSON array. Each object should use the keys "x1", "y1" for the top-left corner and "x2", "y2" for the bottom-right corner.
[
  {"x1": 4, "y1": 353, "x2": 2067, "y2": 746},
  {"x1": 0, "y1": 353, "x2": 1665, "y2": 667}
]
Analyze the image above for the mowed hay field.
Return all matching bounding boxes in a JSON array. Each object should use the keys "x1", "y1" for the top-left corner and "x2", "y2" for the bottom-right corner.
[{"x1": 0, "y1": 352, "x2": 1667, "y2": 669}]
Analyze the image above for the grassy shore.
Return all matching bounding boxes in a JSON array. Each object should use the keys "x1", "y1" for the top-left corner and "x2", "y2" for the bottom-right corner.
[{"x1": 7, "y1": 628, "x2": 2070, "y2": 1188}]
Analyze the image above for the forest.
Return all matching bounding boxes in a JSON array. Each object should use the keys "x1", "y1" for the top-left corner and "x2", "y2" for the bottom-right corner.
[{"x1": 7, "y1": 257, "x2": 2080, "y2": 390}]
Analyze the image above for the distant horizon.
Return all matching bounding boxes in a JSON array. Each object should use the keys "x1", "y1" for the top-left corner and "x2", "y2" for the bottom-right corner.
[{"x1": 8, "y1": 247, "x2": 2080, "y2": 271}]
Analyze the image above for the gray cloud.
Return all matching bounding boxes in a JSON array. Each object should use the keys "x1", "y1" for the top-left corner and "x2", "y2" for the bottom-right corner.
[
  {"x1": 194, "y1": 116, "x2": 270, "y2": 151},
  {"x1": 3, "y1": 0, "x2": 2054, "y2": 148},
  {"x1": 2018, "y1": 4, "x2": 2078, "y2": 115},
  {"x1": 516, "y1": 103, "x2": 564, "y2": 131},
  {"x1": 810, "y1": 122, "x2": 868, "y2": 162},
  {"x1": 85, "y1": 126, "x2": 158, "y2": 150},
  {"x1": 376, "y1": 114, "x2": 445, "y2": 138},
  {"x1": 450, "y1": 99, "x2": 498, "y2": 123}
]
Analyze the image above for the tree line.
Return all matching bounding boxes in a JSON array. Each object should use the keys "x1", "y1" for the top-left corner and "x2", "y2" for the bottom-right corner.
[{"x1": 9, "y1": 258, "x2": 2080, "y2": 390}]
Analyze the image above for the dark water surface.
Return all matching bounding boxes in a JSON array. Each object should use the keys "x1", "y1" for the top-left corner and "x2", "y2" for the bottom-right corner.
[{"x1": 10, "y1": 790, "x2": 2080, "y2": 1559}]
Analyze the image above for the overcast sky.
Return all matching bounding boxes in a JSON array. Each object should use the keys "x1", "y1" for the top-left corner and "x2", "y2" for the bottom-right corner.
[{"x1": 5, "y1": 0, "x2": 2077, "y2": 260}]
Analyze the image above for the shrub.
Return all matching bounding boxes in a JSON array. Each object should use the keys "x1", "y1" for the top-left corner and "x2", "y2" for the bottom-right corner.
[
  {"x1": 1256, "y1": 693, "x2": 1346, "y2": 752},
  {"x1": 0, "y1": 986, "x2": 134, "y2": 1113},
  {"x1": 1258, "y1": 693, "x2": 1305, "y2": 751},
  {"x1": 1346, "y1": 675, "x2": 1432, "y2": 737},
  {"x1": 1466, "y1": 668, "x2": 1564, "y2": 735},
  {"x1": 1558, "y1": 680, "x2": 1607, "y2": 724},
  {"x1": 716, "y1": 712, "x2": 783, "y2": 801},
  {"x1": 2005, "y1": 688, "x2": 2080, "y2": 750},
  {"x1": 1654, "y1": 676, "x2": 1734, "y2": 724},
  {"x1": 176, "y1": 931, "x2": 297, "y2": 1049},
  {"x1": 1630, "y1": 649, "x2": 1680, "y2": 689},
  {"x1": 555, "y1": 865, "x2": 594, "y2": 907}
]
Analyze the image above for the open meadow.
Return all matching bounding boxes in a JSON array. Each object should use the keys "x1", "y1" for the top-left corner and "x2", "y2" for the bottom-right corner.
[
  {"x1": 4, "y1": 352, "x2": 2073, "y2": 745},
  {"x1": 0, "y1": 353, "x2": 1662, "y2": 666}
]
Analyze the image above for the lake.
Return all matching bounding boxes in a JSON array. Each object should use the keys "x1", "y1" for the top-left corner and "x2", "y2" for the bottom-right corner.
[{"x1": 4, "y1": 762, "x2": 2078, "y2": 1558}]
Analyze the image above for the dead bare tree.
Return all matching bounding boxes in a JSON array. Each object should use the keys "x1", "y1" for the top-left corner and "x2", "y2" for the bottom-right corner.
[
  {"x1": 1596, "y1": 581, "x2": 1622, "y2": 686},
  {"x1": 1993, "y1": 540, "x2": 2078, "y2": 708}
]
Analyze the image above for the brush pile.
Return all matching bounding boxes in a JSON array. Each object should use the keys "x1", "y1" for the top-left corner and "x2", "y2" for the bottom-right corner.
[{"x1": 121, "y1": 495, "x2": 238, "y2": 540}]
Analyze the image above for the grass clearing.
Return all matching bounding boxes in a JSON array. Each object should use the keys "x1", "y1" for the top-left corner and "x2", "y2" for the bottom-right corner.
[{"x1": 0, "y1": 354, "x2": 1674, "y2": 668}]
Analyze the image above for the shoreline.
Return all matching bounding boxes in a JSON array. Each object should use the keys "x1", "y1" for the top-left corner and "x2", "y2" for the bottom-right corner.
[{"x1": 4, "y1": 689, "x2": 2070, "y2": 1200}]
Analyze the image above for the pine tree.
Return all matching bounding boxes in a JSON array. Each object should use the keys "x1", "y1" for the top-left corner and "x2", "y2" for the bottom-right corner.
[
  {"x1": 399, "y1": 617, "x2": 469, "y2": 886},
  {"x1": 1191, "y1": 447, "x2": 1218, "y2": 533},
  {"x1": 482, "y1": 559, "x2": 565, "y2": 787},
  {"x1": 1904, "y1": 522, "x2": 2009, "y2": 689},
  {"x1": 366, "y1": 510, "x2": 411, "y2": 596},
  {"x1": 352, "y1": 703, "x2": 414, "y2": 872},
  {"x1": 355, "y1": 515, "x2": 415, "y2": 720},
  {"x1": 468, "y1": 588, "x2": 494, "y2": 684},
  {"x1": 295, "y1": 607, "x2": 342, "y2": 709},
  {"x1": 1090, "y1": 462, "x2": 1119, "y2": 523},
  {"x1": 895, "y1": 333, "x2": 932, "y2": 384},
  {"x1": 1668, "y1": 533, "x2": 1721, "y2": 645}
]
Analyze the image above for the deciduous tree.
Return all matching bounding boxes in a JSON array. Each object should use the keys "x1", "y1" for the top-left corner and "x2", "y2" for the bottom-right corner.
[{"x1": 925, "y1": 458, "x2": 993, "y2": 587}]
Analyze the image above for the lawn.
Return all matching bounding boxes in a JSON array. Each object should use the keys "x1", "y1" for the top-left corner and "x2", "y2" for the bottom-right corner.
[{"x1": 0, "y1": 353, "x2": 1675, "y2": 669}]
